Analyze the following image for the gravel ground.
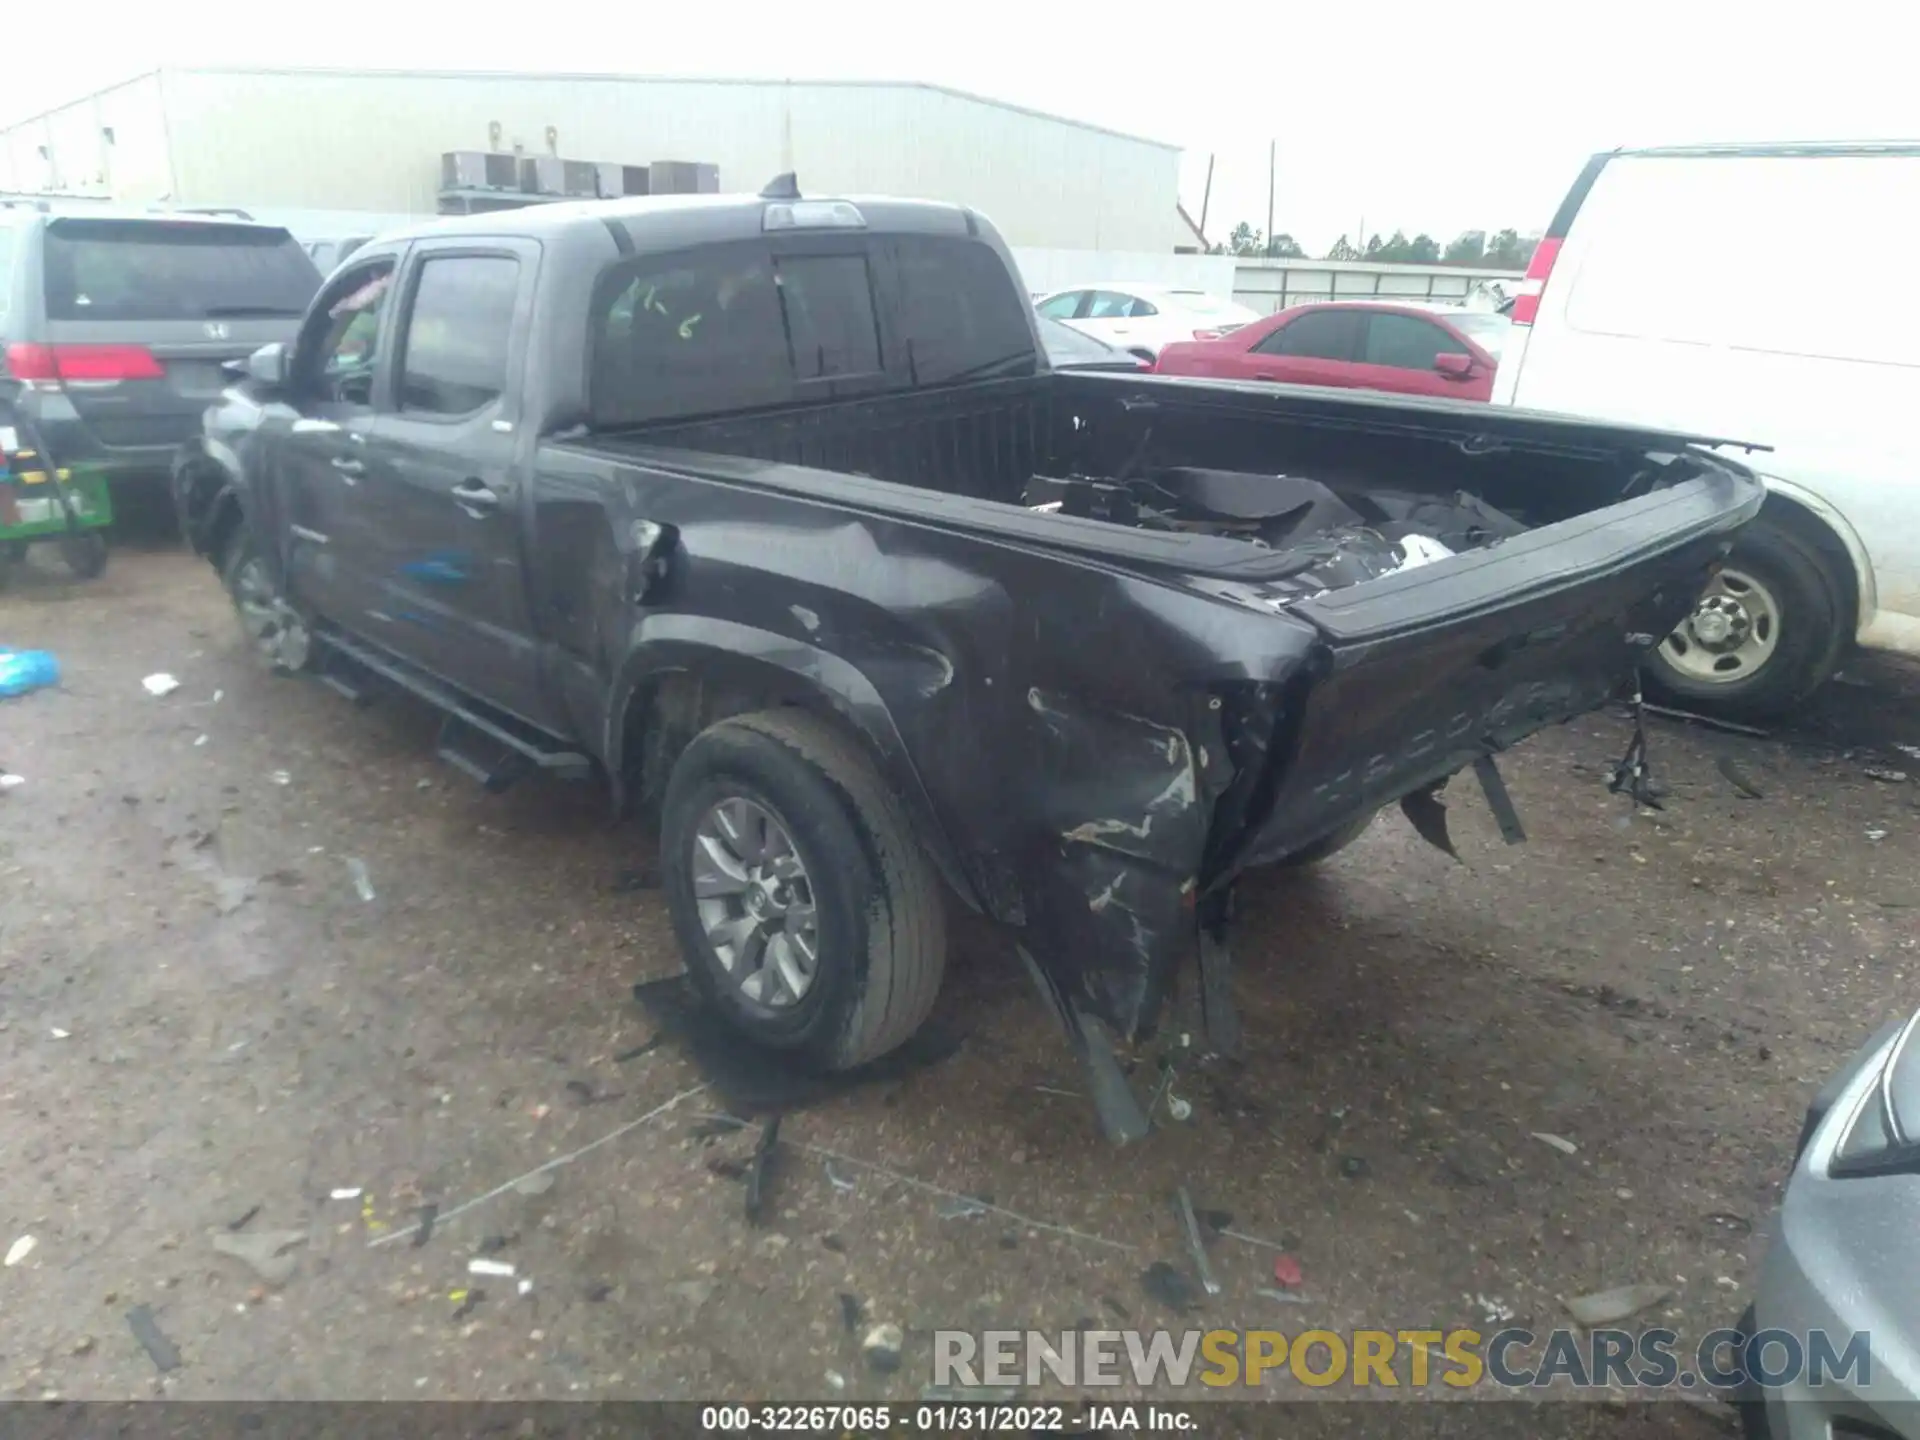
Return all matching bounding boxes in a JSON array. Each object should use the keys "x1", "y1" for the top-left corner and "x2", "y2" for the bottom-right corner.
[{"x1": 2, "y1": 540, "x2": 1917, "y2": 1431}]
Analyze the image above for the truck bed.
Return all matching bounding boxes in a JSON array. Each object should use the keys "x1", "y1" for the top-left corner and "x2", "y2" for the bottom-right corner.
[{"x1": 589, "y1": 369, "x2": 1747, "y2": 592}]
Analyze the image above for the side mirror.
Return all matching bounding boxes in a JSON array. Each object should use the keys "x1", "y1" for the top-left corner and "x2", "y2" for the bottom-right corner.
[
  {"x1": 1433, "y1": 352, "x2": 1476, "y2": 379},
  {"x1": 246, "y1": 342, "x2": 290, "y2": 389}
]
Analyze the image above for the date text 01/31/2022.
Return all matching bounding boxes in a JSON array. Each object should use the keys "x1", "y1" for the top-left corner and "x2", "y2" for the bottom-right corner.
[{"x1": 697, "y1": 1403, "x2": 1183, "y2": 1432}]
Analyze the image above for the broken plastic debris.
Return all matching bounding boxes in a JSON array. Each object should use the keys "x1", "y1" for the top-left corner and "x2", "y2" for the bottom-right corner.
[
  {"x1": 1167, "y1": 1093, "x2": 1193, "y2": 1122},
  {"x1": 824, "y1": 1160, "x2": 857, "y2": 1193},
  {"x1": 5, "y1": 1235, "x2": 36, "y2": 1266},
  {"x1": 862, "y1": 1322, "x2": 904, "y2": 1374},
  {"x1": 271, "y1": 771, "x2": 292, "y2": 786},
  {"x1": 1564, "y1": 1284, "x2": 1671, "y2": 1327},
  {"x1": 468, "y1": 1258, "x2": 516, "y2": 1278},
  {"x1": 210, "y1": 1229, "x2": 307, "y2": 1287},
  {"x1": 937, "y1": 1197, "x2": 988, "y2": 1220},
  {"x1": 1272, "y1": 1254, "x2": 1304, "y2": 1289},
  {"x1": 517, "y1": 1279, "x2": 534, "y2": 1296},
  {"x1": 344, "y1": 858, "x2": 375, "y2": 903},
  {"x1": 125, "y1": 1304, "x2": 181, "y2": 1372},
  {"x1": 49, "y1": 1028, "x2": 69, "y2": 1040},
  {"x1": 1868, "y1": 828, "x2": 1889, "y2": 842},
  {"x1": 329, "y1": 1187, "x2": 362, "y2": 1201},
  {"x1": 193, "y1": 734, "x2": 209, "y2": 747},
  {"x1": 1531, "y1": 1131, "x2": 1579, "y2": 1155},
  {"x1": 1896, "y1": 744, "x2": 1920, "y2": 762},
  {"x1": 0, "y1": 773, "x2": 23, "y2": 793},
  {"x1": 1255, "y1": 1286, "x2": 1309, "y2": 1305},
  {"x1": 1141, "y1": 1260, "x2": 1200, "y2": 1313},
  {"x1": 1866, "y1": 768, "x2": 1910, "y2": 784},
  {"x1": 142, "y1": 674, "x2": 181, "y2": 697}
]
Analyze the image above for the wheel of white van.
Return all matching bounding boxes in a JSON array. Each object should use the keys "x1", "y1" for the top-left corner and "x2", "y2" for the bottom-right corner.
[
  {"x1": 1646, "y1": 516, "x2": 1843, "y2": 722},
  {"x1": 660, "y1": 709, "x2": 947, "y2": 1072},
  {"x1": 221, "y1": 530, "x2": 315, "y2": 674}
]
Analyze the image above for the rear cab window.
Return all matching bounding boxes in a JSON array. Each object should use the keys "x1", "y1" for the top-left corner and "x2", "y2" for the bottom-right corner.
[
  {"x1": 589, "y1": 233, "x2": 1037, "y2": 428},
  {"x1": 42, "y1": 218, "x2": 320, "y2": 323}
]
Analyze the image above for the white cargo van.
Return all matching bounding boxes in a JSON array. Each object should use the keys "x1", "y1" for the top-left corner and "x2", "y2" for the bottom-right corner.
[{"x1": 1493, "y1": 142, "x2": 1920, "y2": 719}]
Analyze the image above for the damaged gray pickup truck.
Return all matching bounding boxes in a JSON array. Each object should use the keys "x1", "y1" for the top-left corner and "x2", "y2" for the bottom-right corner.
[{"x1": 174, "y1": 177, "x2": 1764, "y2": 1140}]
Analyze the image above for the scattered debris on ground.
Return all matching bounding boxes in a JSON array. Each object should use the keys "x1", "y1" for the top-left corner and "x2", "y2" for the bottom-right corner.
[
  {"x1": 210, "y1": 1229, "x2": 308, "y2": 1287},
  {"x1": 343, "y1": 857, "x2": 376, "y2": 903},
  {"x1": 125, "y1": 1305, "x2": 182, "y2": 1372},
  {"x1": 1565, "y1": 1284, "x2": 1673, "y2": 1327},
  {"x1": 141, "y1": 673, "x2": 181, "y2": 697},
  {"x1": 862, "y1": 1323, "x2": 904, "y2": 1374},
  {"x1": 1532, "y1": 1131, "x2": 1580, "y2": 1155},
  {"x1": 5, "y1": 1235, "x2": 35, "y2": 1267},
  {"x1": 1716, "y1": 755, "x2": 1766, "y2": 799},
  {"x1": 1141, "y1": 1260, "x2": 1200, "y2": 1313}
]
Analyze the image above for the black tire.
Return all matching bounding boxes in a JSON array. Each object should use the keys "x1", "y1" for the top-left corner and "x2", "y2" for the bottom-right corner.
[
  {"x1": 1646, "y1": 515, "x2": 1845, "y2": 722},
  {"x1": 1731, "y1": 1302, "x2": 1772, "y2": 1440},
  {"x1": 1277, "y1": 809, "x2": 1378, "y2": 868},
  {"x1": 660, "y1": 709, "x2": 947, "y2": 1071},
  {"x1": 59, "y1": 531, "x2": 108, "y2": 580},
  {"x1": 220, "y1": 528, "x2": 316, "y2": 673}
]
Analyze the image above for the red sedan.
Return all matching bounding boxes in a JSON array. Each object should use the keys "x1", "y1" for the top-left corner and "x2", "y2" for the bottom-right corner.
[{"x1": 1152, "y1": 300, "x2": 1511, "y2": 401}]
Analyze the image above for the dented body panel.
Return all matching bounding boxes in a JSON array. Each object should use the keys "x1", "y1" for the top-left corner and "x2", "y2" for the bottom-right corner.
[{"x1": 173, "y1": 191, "x2": 1766, "y2": 1051}]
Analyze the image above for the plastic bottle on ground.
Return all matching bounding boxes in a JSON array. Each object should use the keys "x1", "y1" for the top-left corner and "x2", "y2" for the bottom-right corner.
[{"x1": 0, "y1": 649, "x2": 60, "y2": 699}]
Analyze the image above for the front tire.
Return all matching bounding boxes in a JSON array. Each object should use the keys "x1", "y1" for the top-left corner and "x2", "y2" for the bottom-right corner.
[
  {"x1": 221, "y1": 529, "x2": 315, "y2": 673},
  {"x1": 1646, "y1": 516, "x2": 1845, "y2": 722},
  {"x1": 660, "y1": 709, "x2": 947, "y2": 1071}
]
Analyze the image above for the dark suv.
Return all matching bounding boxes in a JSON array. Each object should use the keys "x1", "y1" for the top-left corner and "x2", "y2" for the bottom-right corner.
[{"x1": 0, "y1": 206, "x2": 322, "y2": 489}]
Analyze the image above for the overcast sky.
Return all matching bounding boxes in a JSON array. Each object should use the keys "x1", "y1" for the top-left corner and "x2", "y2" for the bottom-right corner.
[{"x1": 6, "y1": 1, "x2": 1910, "y2": 254}]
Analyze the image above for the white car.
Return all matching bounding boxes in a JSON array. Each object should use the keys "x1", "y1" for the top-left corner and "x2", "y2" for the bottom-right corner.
[
  {"x1": 1494, "y1": 140, "x2": 1920, "y2": 720},
  {"x1": 1034, "y1": 284, "x2": 1260, "y2": 362}
]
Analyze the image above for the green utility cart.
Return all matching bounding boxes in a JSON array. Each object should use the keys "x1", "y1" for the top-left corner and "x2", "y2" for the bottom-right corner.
[{"x1": 0, "y1": 418, "x2": 111, "y2": 588}]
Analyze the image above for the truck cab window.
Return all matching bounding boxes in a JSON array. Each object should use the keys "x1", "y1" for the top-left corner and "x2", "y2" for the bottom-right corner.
[
  {"x1": 398, "y1": 255, "x2": 520, "y2": 416},
  {"x1": 300, "y1": 260, "x2": 394, "y2": 407}
]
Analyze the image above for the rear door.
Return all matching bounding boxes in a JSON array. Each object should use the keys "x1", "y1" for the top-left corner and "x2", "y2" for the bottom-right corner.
[
  {"x1": 38, "y1": 218, "x2": 320, "y2": 454},
  {"x1": 356, "y1": 238, "x2": 557, "y2": 728},
  {"x1": 1244, "y1": 307, "x2": 1363, "y2": 386}
]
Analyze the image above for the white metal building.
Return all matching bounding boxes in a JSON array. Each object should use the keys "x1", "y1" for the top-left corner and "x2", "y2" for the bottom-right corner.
[{"x1": 0, "y1": 68, "x2": 1184, "y2": 251}]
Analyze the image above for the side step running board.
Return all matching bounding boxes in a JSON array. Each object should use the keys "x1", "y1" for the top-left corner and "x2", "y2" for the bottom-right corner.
[{"x1": 316, "y1": 629, "x2": 593, "y2": 790}]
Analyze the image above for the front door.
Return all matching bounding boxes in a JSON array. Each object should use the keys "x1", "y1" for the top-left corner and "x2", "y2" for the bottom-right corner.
[
  {"x1": 277, "y1": 252, "x2": 399, "y2": 632},
  {"x1": 356, "y1": 240, "x2": 555, "y2": 729}
]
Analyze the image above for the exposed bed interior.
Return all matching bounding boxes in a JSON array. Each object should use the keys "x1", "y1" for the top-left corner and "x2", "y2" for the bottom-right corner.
[{"x1": 589, "y1": 371, "x2": 1723, "y2": 594}]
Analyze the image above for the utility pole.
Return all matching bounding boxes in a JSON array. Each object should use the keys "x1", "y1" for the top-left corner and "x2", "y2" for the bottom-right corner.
[{"x1": 1265, "y1": 140, "x2": 1276, "y2": 258}]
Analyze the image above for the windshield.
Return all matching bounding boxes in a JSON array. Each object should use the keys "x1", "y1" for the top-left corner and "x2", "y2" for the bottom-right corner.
[
  {"x1": 1448, "y1": 310, "x2": 1513, "y2": 361},
  {"x1": 43, "y1": 219, "x2": 322, "y2": 322}
]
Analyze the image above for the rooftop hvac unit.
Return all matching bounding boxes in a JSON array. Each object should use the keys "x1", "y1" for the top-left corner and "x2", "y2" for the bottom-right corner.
[
  {"x1": 520, "y1": 156, "x2": 600, "y2": 198},
  {"x1": 441, "y1": 151, "x2": 519, "y2": 192},
  {"x1": 589, "y1": 163, "x2": 650, "y2": 198},
  {"x1": 649, "y1": 161, "x2": 719, "y2": 195}
]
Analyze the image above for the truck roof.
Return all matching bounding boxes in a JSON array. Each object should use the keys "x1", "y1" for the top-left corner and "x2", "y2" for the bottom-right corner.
[{"x1": 374, "y1": 189, "x2": 987, "y2": 255}]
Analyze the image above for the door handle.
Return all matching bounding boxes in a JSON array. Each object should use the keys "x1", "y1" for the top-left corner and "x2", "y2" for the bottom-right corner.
[
  {"x1": 331, "y1": 456, "x2": 365, "y2": 476},
  {"x1": 452, "y1": 479, "x2": 501, "y2": 517}
]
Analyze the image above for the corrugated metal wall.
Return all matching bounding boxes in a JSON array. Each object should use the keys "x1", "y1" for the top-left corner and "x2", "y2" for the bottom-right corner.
[{"x1": 115, "y1": 69, "x2": 1180, "y2": 251}]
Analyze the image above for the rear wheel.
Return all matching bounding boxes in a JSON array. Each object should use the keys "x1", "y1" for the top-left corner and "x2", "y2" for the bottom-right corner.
[
  {"x1": 1276, "y1": 809, "x2": 1378, "y2": 868},
  {"x1": 1647, "y1": 516, "x2": 1845, "y2": 722},
  {"x1": 660, "y1": 709, "x2": 947, "y2": 1072},
  {"x1": 221, "y1": 530, "x2": 314, "y2": 673}
]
